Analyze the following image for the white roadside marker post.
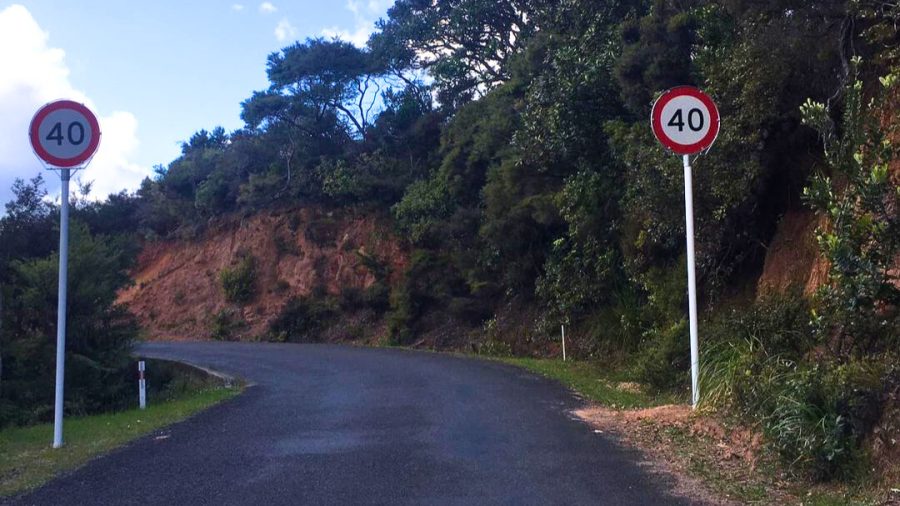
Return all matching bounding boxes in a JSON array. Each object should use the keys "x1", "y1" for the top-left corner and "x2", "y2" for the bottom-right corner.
[
  {"x1": 650, "y1": 87, "x2": 720, "y2": 409},
  {"x1": 29, "y1": 100, "x2": 101, "y2": 447},
  {"x1": 138, "y1": 361, "x2": 147, "y2": 410},
  {"x1": 561, "y1": 325, "x2": 567, "y2": 362}
]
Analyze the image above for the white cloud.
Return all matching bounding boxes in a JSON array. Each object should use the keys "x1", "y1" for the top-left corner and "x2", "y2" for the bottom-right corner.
[
  {"x1": 0, "y1": 4, "x2": 149, "y2": 204},
  {"x1": 321, "y1": 25, "x2": 371, "y2": 48},
  {"x1": 274, "y1": 18, "x2": 297, "y2": 42},
  {"x1": 366, "y1": 0, "x2": 393, "y2": 13},
  {"x1": 320, "y1": 0, "x2": 392, "y2": 48},
  {"x1": 259, "y1": 2, "x2": 277, "y2": 14},
  {"x1": 79, "y1": 111, "x2": 146, "y2": 199},
  {"x1": 232, "y1": 4, "x2": 245, "y2": 11}
]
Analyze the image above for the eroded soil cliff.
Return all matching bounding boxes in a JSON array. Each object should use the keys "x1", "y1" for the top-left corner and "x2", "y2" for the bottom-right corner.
[{"x1": 118, "y1": 207, "x2": 407, "y2": 341}]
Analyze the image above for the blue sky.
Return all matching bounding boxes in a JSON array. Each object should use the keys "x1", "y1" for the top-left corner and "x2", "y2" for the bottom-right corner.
[{"x1": 0, "y1": 1, "x2": 391, "y2": 203}]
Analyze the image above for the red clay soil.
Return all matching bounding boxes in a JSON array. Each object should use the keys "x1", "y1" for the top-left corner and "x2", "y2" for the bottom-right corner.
[
  {"x1": 117, "y1": 207, "x2": 407, "y2": 341},
  {"x1": 756, "y1": 210, "x2": 829, "y2": 298}
]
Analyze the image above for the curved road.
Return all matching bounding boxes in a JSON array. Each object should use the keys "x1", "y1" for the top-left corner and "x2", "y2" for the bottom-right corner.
[{"x1": 10, "y1": 342, "x2": 690, "y2": 505}]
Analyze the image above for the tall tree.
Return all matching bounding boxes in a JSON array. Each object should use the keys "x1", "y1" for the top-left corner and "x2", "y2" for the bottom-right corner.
[
  {"x1": 372, "y1": 0, "x2": 548, "y2": 109},
  {"x1": 245, "y1": 38, "x2": 388, "y2": 140}
]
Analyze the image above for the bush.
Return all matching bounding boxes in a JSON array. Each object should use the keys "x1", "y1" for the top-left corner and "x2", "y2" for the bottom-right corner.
[
  {"x1": 268, "y1": 296, "x2": 336, "y2": 342},
  {"x1": 764, "y1": 361, "x2": 885, "y2": 480},
  {"x1": 210, "y1": 308, "x2": 246, "y2": 341},
  {"x1": 220, "y1": 255, "x2": 257, "y2": 304},
  {"x1": 700, "y1": 293, "x2": 813, "y2": 411},
  {"x1": 635, "y1": 319, "x2": 689, "y2": 391},
  {"x1": 802, "y1": 68, "x2": 900, "y2": 359},
  {"x1": 0, "y1": 220, "x2": 138, "y2": 428},
  {"x1": 699, "y1": 294, "x2": 890, "y2": 480}
]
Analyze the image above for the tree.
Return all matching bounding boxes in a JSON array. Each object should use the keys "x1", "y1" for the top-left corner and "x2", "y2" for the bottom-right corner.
[
  {"x1": 246, "y1": 38, "x2": 388, "y2": 140},
  {"x1": 1, "y1": 220, "x2": 137, "y2": 425},
  {"x1": 372, "y1": 0, "x2": 547, "y2": 109}
]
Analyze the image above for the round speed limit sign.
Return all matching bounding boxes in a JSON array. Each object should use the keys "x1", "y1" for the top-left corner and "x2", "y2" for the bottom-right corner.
[
  {"x1": 29, "y1": 100, "x2": 101, "y2": 168},
  {"x1": 651, "y1": 86, "x2": 719, "y2": 155}
]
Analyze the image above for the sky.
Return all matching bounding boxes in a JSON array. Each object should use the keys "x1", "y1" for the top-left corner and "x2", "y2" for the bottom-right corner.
[{"x1": 0, "y1": 0, "x2": 392, "y2": 205}]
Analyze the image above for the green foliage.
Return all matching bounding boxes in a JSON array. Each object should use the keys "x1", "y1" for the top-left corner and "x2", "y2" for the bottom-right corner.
[
  {"x1": 210, "y1": 308, "x2": 247, "y2": 341},
  {"x1": 700, "y1": 293, "x2": 814, "y2": 413},
  {"x1": 372, "y1": 0, "x2": 538, "y2": 110},
  {"x1": 219, "y1": 255, "x2": 257, "y2": 305},
  {"x1": 802, "y1": 66, "x2": 900, "y2": 358},
  {"x1": 267, "y1": 296, "x2": 337, "y2": 342},
  {"x1": 615, "y1": 0, "x2": 698, "y2": 114},
  {"x1": 700, "y1": 294, "x2": 892, "y2": 480},
  {"x1": 392, "y1": 174, "x2": 454, "y2": 244},
  {"x1": 0, "y1": 219, "x2": 137, "y2": 427},
  {"x1": 635, "y1": 319, "x2": 689, "y2": 391}
]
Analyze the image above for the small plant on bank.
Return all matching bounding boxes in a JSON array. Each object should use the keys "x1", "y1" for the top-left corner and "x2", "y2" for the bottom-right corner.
[
  {"x1": 220, "y1": 255, "x2": 257, "y2": 304},
  {"x1": 210, "y1": 308, "x2": 247, "y2": 341},
  {"x1": 267, "y1": 296, "x2": 337, "y2": 342}
]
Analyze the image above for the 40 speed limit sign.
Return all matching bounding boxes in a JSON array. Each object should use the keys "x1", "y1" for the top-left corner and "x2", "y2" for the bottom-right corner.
[
  {"x1": 650, "y1": 85, "x2": 721, "y2": 410},
  {"x1": 28, "y1": 99, "x2": 102, "y2": 449},
  {"x1": 29, "y1": 100, "x2": 101, "y2": 168},
  {"x1": 651, "y1": 86, "x2": 719, "y2": 155}
]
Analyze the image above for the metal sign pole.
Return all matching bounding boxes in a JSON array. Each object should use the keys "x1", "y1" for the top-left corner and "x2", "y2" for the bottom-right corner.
[
  {"x1": 52, "y1": 168, "x2": 71, "y2": 448},
  {"x1": 682, "y1": 155, "x2": 700, "y2": 409}
]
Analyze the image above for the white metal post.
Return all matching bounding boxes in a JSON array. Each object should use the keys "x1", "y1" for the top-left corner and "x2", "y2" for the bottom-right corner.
[
  {"x1": 682, "y1": 155, "x2": 700, "y2": 409},
  {"x1": 53, "y1": 168, "x2": 71, "y2": 448},
  {"x1": 138, "y1": 361, "x2": 146, "y2": 410},
  {"x1": 561, "y1": 325, "x2": 566, "y2": 362}
]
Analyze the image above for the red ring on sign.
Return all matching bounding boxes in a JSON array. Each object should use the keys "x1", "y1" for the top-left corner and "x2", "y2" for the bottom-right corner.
[
  {"x1": 29, "y1": 100, "x2": 101, "y2": 168},
  {"x1": 651, "y1": 86, "x2": 720, "y2": 155}
]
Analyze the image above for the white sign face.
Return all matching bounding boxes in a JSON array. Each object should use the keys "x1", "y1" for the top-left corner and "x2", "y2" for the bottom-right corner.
[
  {"x1": 651, "y1": 86, "x2": 720, "y2": 155},
  {"x1": 657, "y1": 95, "x2": 712, "y2": 146},
  {"x1": 37, "y1": 108, "x2": 95, "y2": 159},
  {"x1": 29, "y1": 100, "x2": 101, "y2": 168}
]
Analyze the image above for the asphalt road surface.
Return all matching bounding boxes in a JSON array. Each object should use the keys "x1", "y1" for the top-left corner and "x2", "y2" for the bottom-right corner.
[{"x1": 9, "y1": 342, "x2": 692, "y2": 505}]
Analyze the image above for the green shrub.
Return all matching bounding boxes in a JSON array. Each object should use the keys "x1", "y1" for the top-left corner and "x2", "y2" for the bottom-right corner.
[
  {"x1": 700, "y1": 293, "x2": 813, "y2": 412},
  {"x1": 220, "y1": 255, "x2": 257, "y2": 304},
  {"x1": 764, "y1": 361, "x2": 885, "y2": 481},
  {"x1": 0, "y1": 220, "x2": 138, "y2": 428},
  {"x1": 210, "y1": 308, "x2": 246, "y2": 341},
  {"x1": 274, "y1": 279, "x2": 290, "y2": 293},
  {"x1": 386, "y1": 284, "x2": 415, "y2": 345},
  {"x1": 363, "y1": 281, "x2": 391, "y2": 313},
  {"x1": 699, "y1": 294, "x2": 890, "y2": 480},
  {"x1": 338, "y1": 286, "x2": 365, "y2": 311},
  {"x1": 268, "y1": 296, "x2": 336, "y2": 342},
  {"x1": 273, "y1": 233, "x2": 294, "y2": 256},
  {"x1": 478, "y1": 339, "x2": 513, "y2": 357},
  {"x1": 635, "y1": 319, "x2": 689, "y2": 392},
  {"x1": 801, "y1": 68, "x2": 900, "y2": 359}
]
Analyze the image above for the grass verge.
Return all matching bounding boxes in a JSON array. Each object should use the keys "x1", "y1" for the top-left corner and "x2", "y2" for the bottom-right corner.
[
  {"x1": 495, "y1": 356, "x2": 893, "y2": 505},
  {"x1": 0, "y1": 385, "x2": 240, "y2": 497},
  {"x1": 496, "y1": 356, "x2": 679, "y2": 409}
]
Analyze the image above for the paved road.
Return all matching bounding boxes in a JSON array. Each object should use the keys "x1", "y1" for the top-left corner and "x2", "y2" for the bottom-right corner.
[{"x1": 9, "y1": 342, "x2": 690, "y2": 505}]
